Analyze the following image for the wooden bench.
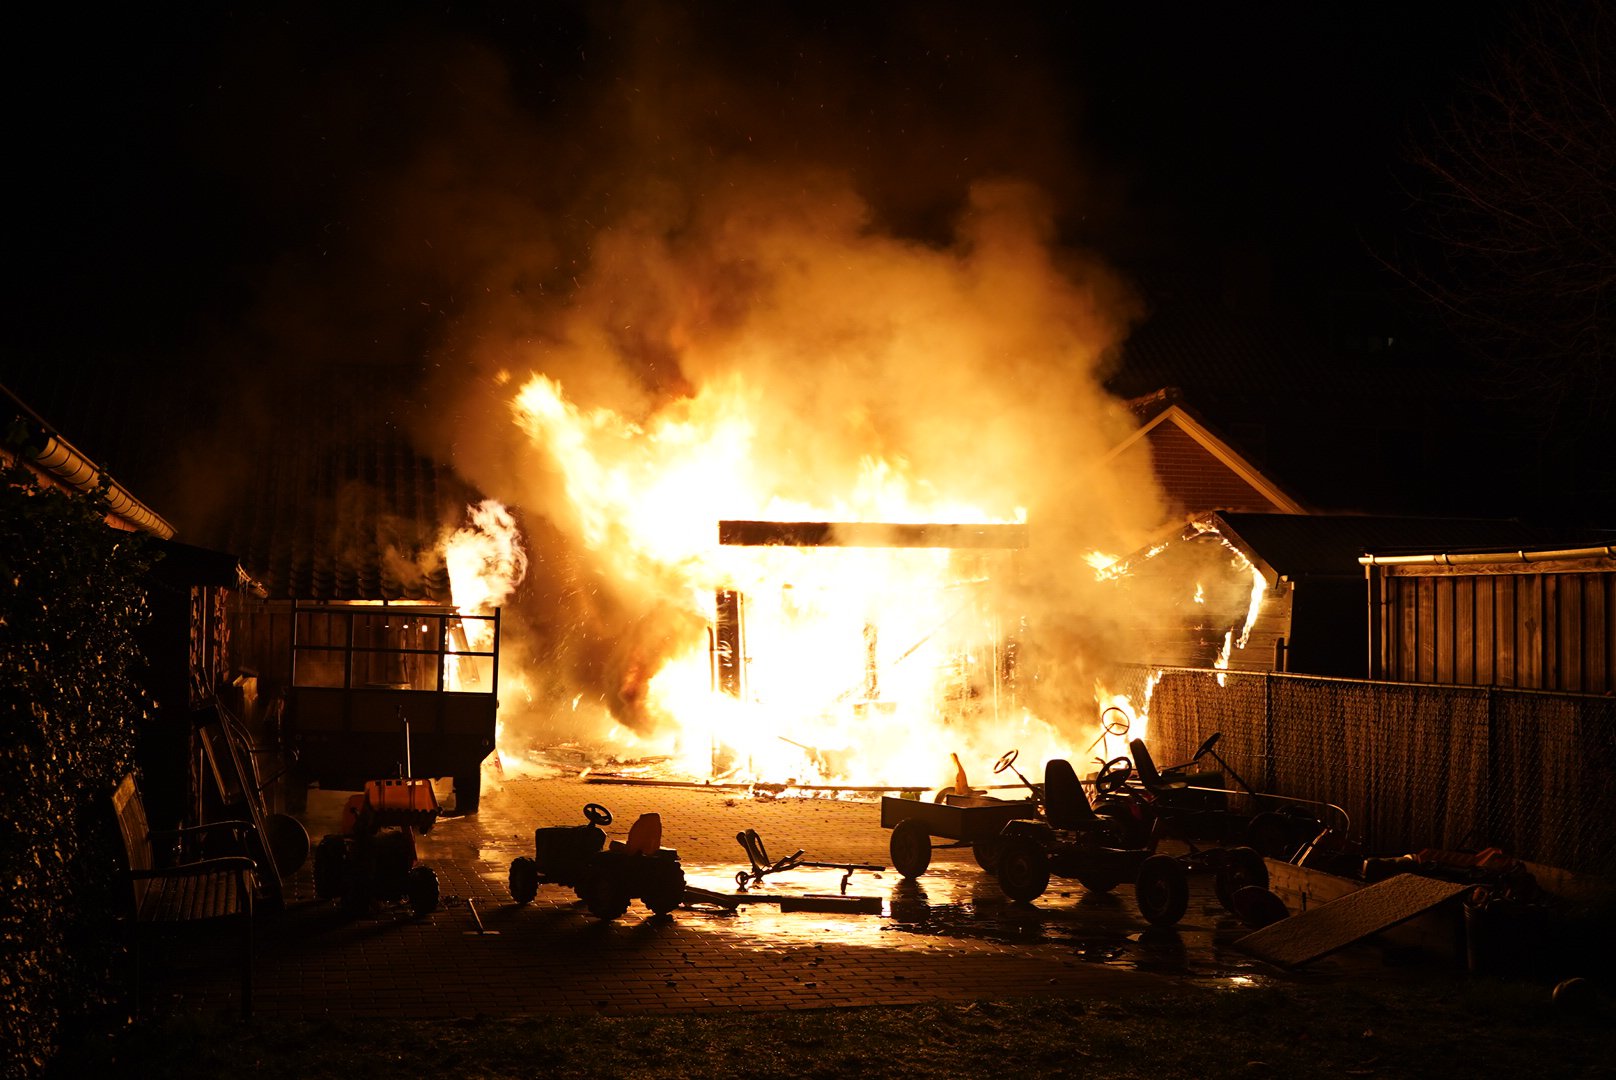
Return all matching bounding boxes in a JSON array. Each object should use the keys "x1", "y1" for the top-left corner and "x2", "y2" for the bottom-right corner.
[{"x1": 112, "y1": 772, "x2": 258, "y2": 1018}]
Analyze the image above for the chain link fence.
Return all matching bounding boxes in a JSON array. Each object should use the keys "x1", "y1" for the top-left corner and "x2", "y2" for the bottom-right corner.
[{"x1": 1110, "y1": 664, "x2": 1616, "y2": 879}]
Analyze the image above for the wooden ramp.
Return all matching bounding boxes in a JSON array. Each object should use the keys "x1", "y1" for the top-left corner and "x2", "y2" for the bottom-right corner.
[{"x1": 1235, "y1": 873, "x2": 1469, "y2": 968}]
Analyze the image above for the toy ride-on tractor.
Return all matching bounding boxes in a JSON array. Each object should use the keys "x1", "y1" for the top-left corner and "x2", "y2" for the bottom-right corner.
[
  {"x1": 992, "y1": 757, "x2": 1195, "y2": 925},
  {"x1": 508, "y1": 802, "x2": 687, "y2": 920},
  {"x1": 313, "y1": 777, "x2": 442, "y2": 918}
]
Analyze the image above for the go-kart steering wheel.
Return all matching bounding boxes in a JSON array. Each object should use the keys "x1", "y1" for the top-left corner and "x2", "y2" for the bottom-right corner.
[
  {"x1": 993, "y1": 749, "x2": 1019, "y2": 775},
  {"x1": 583, "y1": 802, "x2": 613, "y2": 826},
  {"x1": 1101, "y1": 706, "x2": 1131, "y2": 736},
  {"x1": 1094, "y1": 756, "x2": 1133, "y2": 795}
]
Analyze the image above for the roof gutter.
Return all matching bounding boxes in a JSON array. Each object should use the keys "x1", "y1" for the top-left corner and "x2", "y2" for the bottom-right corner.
[
  {"x1": 1359, "y1": 546, "x2": 1616, "y2": 568},
  {"x1": 3, "y1": 384, "x2": 177, "y2": 540}
]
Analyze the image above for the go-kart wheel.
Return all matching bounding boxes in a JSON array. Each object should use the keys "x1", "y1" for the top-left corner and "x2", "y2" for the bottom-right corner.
[
  {"x1": 993, "y1": 749, "x2": 1019, "y2": 775},
  {"x1": 1135, "y1": 854, "x2": 1189, "y2": 926},
  {"x1": 509, "y1": 856, "x2": 539, "y2": 905},
  {"x1": 1232, "y1": 885, "x2": 1288, "y2": 929},
  {"x1": 313, "y1": 835, "x2": 346, "y2": 900},
  {"x1": 1095, "y1": 756, "x2": 1134, "y2": 795},
  {"x1": 1094, "y1": 800, "x2": 1155, "y2": 852},
  {"x1": 1214, "y1": 846, "x2": 1269, "y2": 912},
  {"x1": 583, "y1": 802, "x2": 613, "y2": 827},
  {"x1": 1246, "y1": 811, "x2": 1312, "y2": 860},
  {"x1": 584, "y1": 872, "x2": 630, "y2": 920},
  {"x1": 996, "y1": 835, "x2": 1050, "y2": 904},
  {"x1": 643, "y1": 862, "x2": 687, "y2": 916},
  {"x1": 407, "y1": 866, "x2": 440, "y2": 916},
  {"x1": 890, "y1": 819, "x2": 932, "y2": 880},
  {"x1": 972, "y1": 837, "x2": 1005, "y2": 874}
]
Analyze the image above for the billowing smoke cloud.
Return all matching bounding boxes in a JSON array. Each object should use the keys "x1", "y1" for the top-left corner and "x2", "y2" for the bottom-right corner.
[{"x1": 165, "y1": 5, "x2": 1173, "y2": 759}]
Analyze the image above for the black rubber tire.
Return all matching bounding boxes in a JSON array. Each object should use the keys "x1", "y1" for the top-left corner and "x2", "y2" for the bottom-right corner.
[
  {"x1": 452, "y1": 772, "x2": 481, "y2": 815},
  {"x1": 313, "y1": 835, "x2": 346, "y2": 900},
  {"x1": 643, "y1": 862, "x2": 688, "y2": 915},
  {"x1": 509, "y1": 856, "x2": 539, "y2": 905},
  {"x1": 1246, "y1": 811, "x2": 1308, "y2": 860},
  {"x1": 584, "y1": 873, "x2": 631, "y2": 920},
  {"x1": 890, "y1": 820, "x2": 932, "y2": 880},
  {"x1": 407, "y1": 866, "x2": 440, "y2": 916},
  {"x1": 1232, "y1": 885, "x2": 1289, "y2": 928},
  {"x1": 996, "y1": 835, "x2": 1050, "y2": 904},
  {"x1": 1135, "y1": 854, "x2": 1190, "y2": 926},
  {"x1": 265, "y1": 812, "x2": 311, "y2": 874},
  {"x1": 971, "y1": 837, "x2": 1005, "y2": 874},
  {"x1": 1214, "y1": 846, "x2": 1270, "y2": 912}
]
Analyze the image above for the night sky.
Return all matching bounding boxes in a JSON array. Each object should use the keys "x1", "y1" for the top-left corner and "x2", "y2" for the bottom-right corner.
[{"x1": 12, "y1": 1, "x2": 1590, "y2": 522}]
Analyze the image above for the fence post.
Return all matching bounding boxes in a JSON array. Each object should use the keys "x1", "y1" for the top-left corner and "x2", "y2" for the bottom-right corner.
[{"x1": 1263, "y1": 671, "x2": 1276, "y2": 792}]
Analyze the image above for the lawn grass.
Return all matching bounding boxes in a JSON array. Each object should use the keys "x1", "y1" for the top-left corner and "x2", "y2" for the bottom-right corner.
[{"x1": 47, "y1": 976, "x2": 1614, "y2": 1079}]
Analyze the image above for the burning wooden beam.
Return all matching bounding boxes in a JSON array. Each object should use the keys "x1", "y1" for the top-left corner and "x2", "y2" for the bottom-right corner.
[{"x1": 718, "y1": 520, "x2": 1028, "y2": 548}]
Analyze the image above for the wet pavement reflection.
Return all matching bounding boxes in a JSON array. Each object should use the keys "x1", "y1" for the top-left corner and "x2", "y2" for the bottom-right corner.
[{"x1": 253, "y1": 775, "x2": 1303, "y2": 1020}]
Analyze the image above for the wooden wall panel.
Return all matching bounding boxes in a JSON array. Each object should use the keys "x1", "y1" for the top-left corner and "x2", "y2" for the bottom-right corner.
[{"x1": 1378, "y1": 568, "x2": 1613, "y2": 693}]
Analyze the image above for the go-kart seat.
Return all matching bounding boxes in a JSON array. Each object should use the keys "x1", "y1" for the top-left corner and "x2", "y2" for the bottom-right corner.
[
  {"x1": 1129, "y1": 738, "x2": 1190, "y2": 793},
  {"x1": 1043, "y1": 758, "x2": 1100, "y2": 831},
  {"x1": 1130, "y1": 738, "x2": 1227, "y2": 812}
]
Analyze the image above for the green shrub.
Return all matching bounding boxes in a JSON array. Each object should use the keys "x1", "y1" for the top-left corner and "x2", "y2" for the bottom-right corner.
[{"x1": 1, "y1": 456, "x2": 153, "y2": 1078}]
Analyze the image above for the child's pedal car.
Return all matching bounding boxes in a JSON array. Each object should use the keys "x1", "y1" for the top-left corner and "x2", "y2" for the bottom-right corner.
[{"x1": 508, "y1": 803, "x2": 686, "y2": 920}]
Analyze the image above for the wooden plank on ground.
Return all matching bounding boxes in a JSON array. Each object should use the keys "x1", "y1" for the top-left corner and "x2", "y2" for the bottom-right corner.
[{"x1": 1235, "y1": 873, "x2": 1469, "y2": 968}]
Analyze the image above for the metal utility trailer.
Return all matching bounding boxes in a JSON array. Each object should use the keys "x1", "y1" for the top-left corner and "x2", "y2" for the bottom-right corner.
[
  {"x1": 285, "y1": 601, "x2": 500, "y2": 814},
  {"x1": 881, "y1": 794, "x2": 1039, "y2": 879}
]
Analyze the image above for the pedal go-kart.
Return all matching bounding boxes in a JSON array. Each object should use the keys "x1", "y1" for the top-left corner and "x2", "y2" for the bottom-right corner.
[
  {"x1": 1123, "y1": 732, "x2": 1349, "y2": 866},
  {"x1": 882, "y1": 752, "x2": 1191, "y2": 924},
  {"x1": 992, "y1": 757, "x2": 1196, "y2": 924},
  {"x1": 508, "y1": 802, "x2": 686, "y2": 920},
  {"x1": 313, "y1": 777, "x2": 441, "y2": 918}
]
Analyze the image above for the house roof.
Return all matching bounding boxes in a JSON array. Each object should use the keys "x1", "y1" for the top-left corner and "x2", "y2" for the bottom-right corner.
[
  {"x1": 199, "y1": 368, "x2": 483, "y2": 603},
  {"x1": 1110, "y1": 389, "x2": 1306, "y2": 516}
]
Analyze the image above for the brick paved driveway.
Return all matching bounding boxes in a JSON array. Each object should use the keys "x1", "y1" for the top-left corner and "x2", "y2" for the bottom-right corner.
[{"x1": 151, "y1": 773, "x2": 1284, "y2": 1018}]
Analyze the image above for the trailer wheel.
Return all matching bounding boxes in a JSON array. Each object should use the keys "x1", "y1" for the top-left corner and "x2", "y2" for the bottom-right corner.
[
  {"x1": 509, "y1": 856, "x2": 539, "y2": 905},
  {"x1": 972, "y1": 837, "x2": 1004, "y2": 874},
  {"x1": 1214, "y1": 846, "x2": 1269, "y2": 912},
  {"x1": 313, "y1": 835, "x2": 346, "y2": 900},
  {"x1": 1135, "y1": 854, "x2": 1189, "y2": 926},
  {"x1": 452, "y1": 773, "x2": 481, "y2": 815},
  {"x1": 407, "y1": 866, "x2": 440, "y2": 916},
  {"x1": 890, "y1": 820, "x2": 932, "y2": 880},
  {"x1": 997, "y1": 836, "x2": 1050, "y2": 904}
]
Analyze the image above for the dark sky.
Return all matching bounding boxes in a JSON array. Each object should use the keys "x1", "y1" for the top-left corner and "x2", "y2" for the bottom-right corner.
[{"x1": 3, "y1": 2, "x2": 1520, "y2": 503}]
